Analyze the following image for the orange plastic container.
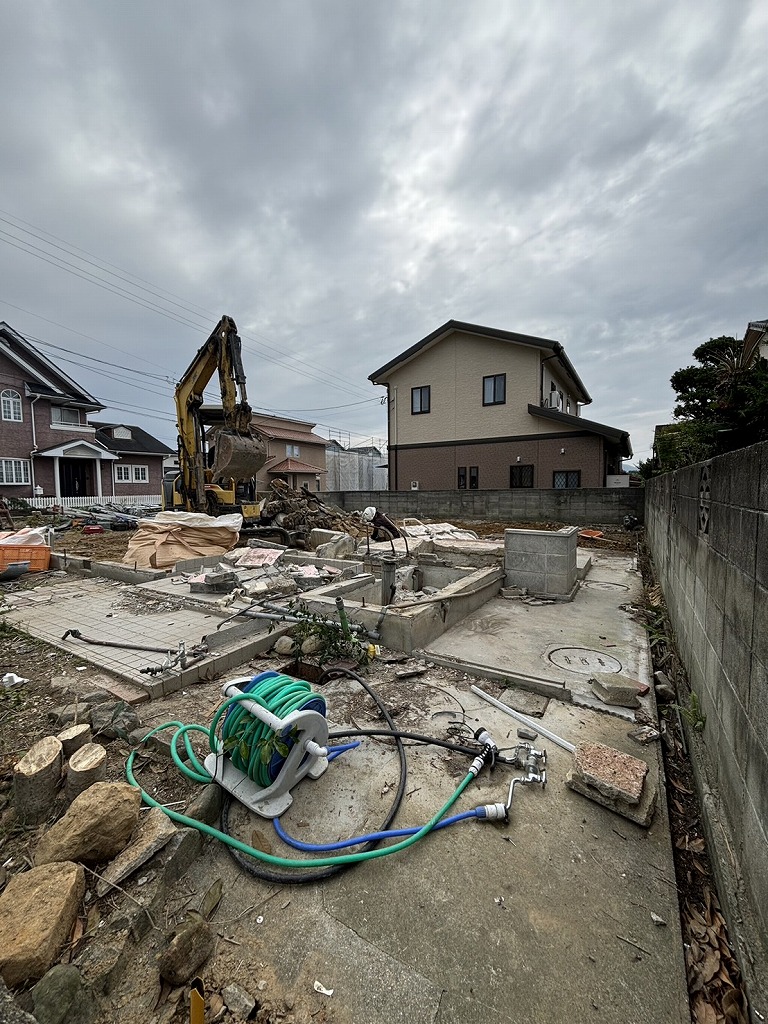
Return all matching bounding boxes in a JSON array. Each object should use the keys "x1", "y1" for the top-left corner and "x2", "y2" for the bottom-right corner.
[{"x1": 0, "y1": 544, "x2": 51, "y2": 572}]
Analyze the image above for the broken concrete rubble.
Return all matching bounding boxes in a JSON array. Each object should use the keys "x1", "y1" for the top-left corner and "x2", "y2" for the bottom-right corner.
[
  {"x1": 589, "y1": 671, "x2": 642, "y2": 708},
  {"x1": 157, "y1": 911, "x2": 214, "y2": 985}
]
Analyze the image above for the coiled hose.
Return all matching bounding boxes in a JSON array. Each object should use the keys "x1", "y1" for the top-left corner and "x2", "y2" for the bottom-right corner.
[{"x1": 125, "y1": 667, "x2": 482, "y2": 884}]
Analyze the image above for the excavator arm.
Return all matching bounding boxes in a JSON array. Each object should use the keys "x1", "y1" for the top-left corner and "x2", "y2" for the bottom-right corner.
[{"x1": 174, "y1": 316, "x2": 267, "y2": 513}]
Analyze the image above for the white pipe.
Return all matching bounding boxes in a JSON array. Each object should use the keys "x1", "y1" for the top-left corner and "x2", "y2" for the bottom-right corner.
[
  {"x1": 222, "y1": 681, "x2": 284, "y2": 733},
  {"x1": 470, "y1": 685, "x2": 576, "y2": 754}
]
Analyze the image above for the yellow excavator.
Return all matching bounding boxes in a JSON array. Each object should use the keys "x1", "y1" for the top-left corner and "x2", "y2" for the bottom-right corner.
[{"x1": 167, "y1": 316, "x2": 268, "y2": 521}]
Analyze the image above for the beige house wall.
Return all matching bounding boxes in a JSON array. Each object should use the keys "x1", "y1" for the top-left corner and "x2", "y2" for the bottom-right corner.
[{"x1": 386, "y1": 331, "x2": 578, "y2": 445}]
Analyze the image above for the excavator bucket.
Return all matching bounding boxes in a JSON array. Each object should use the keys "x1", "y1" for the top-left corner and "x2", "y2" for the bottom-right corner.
[{"x1": 211, "y1": 430, "x2": 267, "y2": 482}]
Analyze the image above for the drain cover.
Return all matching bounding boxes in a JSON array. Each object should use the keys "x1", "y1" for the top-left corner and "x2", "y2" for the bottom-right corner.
[{"x1": 548, "y1": 647, "x2": 622, "y2": 673}]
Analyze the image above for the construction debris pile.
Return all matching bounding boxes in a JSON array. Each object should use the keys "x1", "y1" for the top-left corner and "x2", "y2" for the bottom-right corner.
[{"x1": 258, "y1": 480, "x2": 371, "y2": 542}]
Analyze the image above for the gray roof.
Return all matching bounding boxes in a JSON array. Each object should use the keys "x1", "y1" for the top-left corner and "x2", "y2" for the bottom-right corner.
[
  {"x1": 91, "y1": 422, "x2": 175, "y2": 457},
  {"x1": 527, "y1": 403, "x2": 632, "y2": 457}
]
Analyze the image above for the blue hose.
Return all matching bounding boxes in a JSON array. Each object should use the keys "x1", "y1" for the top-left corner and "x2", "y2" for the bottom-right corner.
[{"x1": 273, "y1": 807, "x2": 482, "y2": 851}]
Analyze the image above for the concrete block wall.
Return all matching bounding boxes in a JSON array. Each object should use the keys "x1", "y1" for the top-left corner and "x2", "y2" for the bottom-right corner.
[
  {"x1": 645, "y1": 441, "x2": 767, "y2": 990},
  {"x1": 323, "y1": 487, "x2": 644, "y2": 525},
  {"x1": 504, "y1": 526, "x2": 578, "y2": 595}
]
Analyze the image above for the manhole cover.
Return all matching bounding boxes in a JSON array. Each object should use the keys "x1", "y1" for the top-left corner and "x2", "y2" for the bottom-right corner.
[
  {"x1": 583, "y1": 581, "x2": 630, "y2": 591},
  {"x1": 548, "y1": 647, "x2": 622, "y2": 673}
]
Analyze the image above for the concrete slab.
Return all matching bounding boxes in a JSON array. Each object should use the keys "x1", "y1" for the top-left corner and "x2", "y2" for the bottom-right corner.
[
  {"x1": 2, "y1": 578, "x2": 283, "y2": 696},
  {"x1": 424, "y1": 552, "x2": 649, "y2": 711},
  {"x1": 167, "y1": 677, "x2": 687, "y2": 1024}
]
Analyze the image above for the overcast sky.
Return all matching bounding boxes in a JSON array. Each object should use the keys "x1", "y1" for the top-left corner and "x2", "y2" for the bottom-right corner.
[{"x1": 1, "y1": 1, "x2": 766, "y2": 465}]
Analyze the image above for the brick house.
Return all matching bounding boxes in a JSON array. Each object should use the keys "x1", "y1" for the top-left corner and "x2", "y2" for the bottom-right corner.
[
  {"x1": 250, "y1": 413, "x2": 328, "y2": 492},
  {"x1": 91, "y1": 423, "x2": 174, "y2": 498},
  {"x1": 0, "y1": 322, "x2": 170, "y2": 500},
  {"x1": 369, "y1": 320, "x2": 632, "y2": 491}
]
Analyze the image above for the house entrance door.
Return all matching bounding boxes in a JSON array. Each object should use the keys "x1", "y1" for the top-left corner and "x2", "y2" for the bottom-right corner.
[{"x1": 60, "y1": 458, "x2": 90, "y2": 497}]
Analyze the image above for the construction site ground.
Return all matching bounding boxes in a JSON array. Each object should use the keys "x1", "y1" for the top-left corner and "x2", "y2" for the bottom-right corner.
[{"x1": 0, "y1": 522, "x2": 723, "y2": 1024}]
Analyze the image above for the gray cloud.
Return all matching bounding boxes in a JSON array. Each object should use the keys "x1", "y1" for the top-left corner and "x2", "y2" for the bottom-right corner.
[{"x1": 0, "y1": 0, "x2": 765, "y2": 462}]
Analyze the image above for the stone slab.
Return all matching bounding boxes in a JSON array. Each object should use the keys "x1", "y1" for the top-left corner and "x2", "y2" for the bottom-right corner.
[
  {"x1": 566, "y1": 768, "x2": 659, "y2": 828},
  {"x1": 590, "y1": 672, "x2": 642, "y2": 708},
  {"x1": 572, "y1": 741, "x2": 649, "y2": 804}
]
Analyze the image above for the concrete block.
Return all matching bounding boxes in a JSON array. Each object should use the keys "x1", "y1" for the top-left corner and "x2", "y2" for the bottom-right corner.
[
  {"x1": 589, "y1": 673, "x2": 642, "y2": 708},
  {"x1": 753, "y1": 582, "x2": 768, "y2": 668},
  {"x1": 756, "y1": 513, "x2": 768, "y2": 590},
  {"x1": 566, "y1": 768, "x2": 657, "y2": 828},
  {"x1": 728, "y1": 445, "x2": 762, "y2": 509},
  {"x1": 572, "y1": 742, "x2": 648, "y2": 805},
  {"x1": 507, "y1": 551, "x2": 546, "y2": 573},
  {"x1": 722, "y1": 619, "x2": 752, "y2": 707},
  {"x1": 506, "y1": 570, "x2": 546, "y2": 594},
  {"x1": 724, "y1": 560, "x2": 755, "y2": 644},
  {"x1": 543, "y1": 574, "x2": 571, "y2": 596}
]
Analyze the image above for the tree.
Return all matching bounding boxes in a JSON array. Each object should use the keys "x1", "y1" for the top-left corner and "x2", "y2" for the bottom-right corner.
[{"x1": 668, "y1": 334, "x2": 768, "y2": 463}]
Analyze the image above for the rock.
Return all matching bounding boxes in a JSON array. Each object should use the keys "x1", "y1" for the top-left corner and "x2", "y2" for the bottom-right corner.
[
  {"x1": 157, "y1": 912, "x2": 214, "y2": 984},
  {"x1": 185, "y1": 783, "x2": 223, "y2": 826},
  {"x1": 589, "y1": 672, "x2": 642, "y2": 709},
  {"x1": 571, "y1": 742, "x2": 649, "y2": 805},
  {"x1": 89, "y1": 702, "x2": 141, "y2": 740},
  {"x1": 516, "y1": 726, "x2": 539, "y2": 742},
  {"x1": 655, "y1": 683, "x2": 676, "y2": 703},
  {"x1": 96, "y1": 807, "x2": 177, "y2": 896},
  {"x1": 300, "y1": 635, "x2": 324, "y2": 657},
  {"x1": 157, "y1": 828, "x2": 203, "y2": 886},
  {"x1": 0, "y1": 976, "x2": 37, "y2": 1023},
  {"x1": 48, "y1": 703, "x2": 84, "y2": 727},
  {"x1": 222, "y1": 982, "x2": 256, "y2": 1018},
  {"x1": 0, "y1": 862, "x2": 85, "y2": 987},
  {"x1": 272, "y1": 636, "x2": 295, "y2": 656},
  {"x1": 32, "y1": 964, "x2": 95, "y2": 1024},
  {"x1": 35, "y1": 782, "x2": 141, "y2": 866},
  {"x1": 315, "y1": 534, "x2": 356, "y2": 560}
]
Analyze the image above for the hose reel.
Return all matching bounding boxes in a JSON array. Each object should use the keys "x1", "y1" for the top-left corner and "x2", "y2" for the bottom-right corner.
[{"x1": 203, "y1": 670, "x2": 330, "y2": 818}]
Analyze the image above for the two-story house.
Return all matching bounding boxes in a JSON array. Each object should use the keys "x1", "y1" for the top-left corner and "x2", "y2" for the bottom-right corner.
[
  {"x1": 369, "y1": 320, "x2": 631, "y2": 491},
  {"x1": 1, "y1": 322, "x2": 172, "y2": 500},
  {"x1": 250, "y1": 413, "x2": 328, "y2": 492}
]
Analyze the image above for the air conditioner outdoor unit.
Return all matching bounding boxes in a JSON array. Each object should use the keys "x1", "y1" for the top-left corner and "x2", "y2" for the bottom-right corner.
[
  {"x1": 547, "y1": 393, "x2": 562, "y2": 410},
  {"x1": 410, "y1": 480, "x2": 420, "y2": 490}
]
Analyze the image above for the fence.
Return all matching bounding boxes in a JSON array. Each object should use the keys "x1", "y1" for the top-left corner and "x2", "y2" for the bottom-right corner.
[{"x1": 19, "y1": 495, "x2": 162, "y2": 511}]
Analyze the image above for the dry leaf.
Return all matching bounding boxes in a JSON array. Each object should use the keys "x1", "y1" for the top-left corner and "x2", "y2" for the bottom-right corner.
[
  {"x1": 200, "y1": 878, "x2": 223, "y2": 920},
  {"x1": 671, "y1": 778, "x2": 693, "y2": 794},
  {"x1": 689, "y1": 836, "x2": 706, "y2": 853},
  {"x1": 722, "y1": 987, "x2": 748, "y2": 1024},
  {"x1": 700, "y1": 949, "x2": 721, "y2": 984},
  {"x1": 251, "y1": 829, "x2": 273, "y2": 855},
  {"x1": 692, "y1": 995, "x2": 717, "y2": 1024}
]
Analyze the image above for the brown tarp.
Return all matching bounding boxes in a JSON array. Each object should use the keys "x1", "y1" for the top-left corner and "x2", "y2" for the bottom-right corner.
[{"x1": 122, "y1": 512, "x2": 241, "y2": 570}]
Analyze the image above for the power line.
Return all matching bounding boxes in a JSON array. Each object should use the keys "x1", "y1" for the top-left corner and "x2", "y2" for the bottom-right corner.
[{"x1": 0, "y1": 211, "x2": 374, "y2": 400}]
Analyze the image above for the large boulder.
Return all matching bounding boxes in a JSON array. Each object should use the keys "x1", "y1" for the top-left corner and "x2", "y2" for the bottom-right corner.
[
  {"x1": 35, "y1": 783, "x2": 141, "y2": 866},
  {"x1": 0, "y1": 861, "x2": 85, "y2": 987}
]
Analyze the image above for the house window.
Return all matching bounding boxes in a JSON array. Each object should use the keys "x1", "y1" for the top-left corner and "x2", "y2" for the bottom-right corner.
[
  {"x1": 469, "y1": 466, "x2": 479, "y2": 489},
  {"x1": 458, "y1": 466, "x2": 467, "y2": 489},
  {"x1": 0, "y1": 458, "x2": 30, "y2": 485},
  {"x1": 510, "y1": 464, "x2": 534, "y2": 487},
  {"x1": 1, "y1": 389, "x2": 22, "y2": 422},
  {"x1": 483, "y1": 374, "x2": 506, "y2": 406},
  {"x1": 114, "y1": 464, "x2": 148, "y2": 484},
  {"x1": 553, "y1": 470, "x2": 580, "y2": 489},
  {"x1": 411, "y1": 386, "x2": 430, "y2": 415},
  {"x1": 51, "y1": 406, "x2": 80, "y2": 426},
  {"x1": 285, "y1": 444, "x2": 300, "y2": 458}
]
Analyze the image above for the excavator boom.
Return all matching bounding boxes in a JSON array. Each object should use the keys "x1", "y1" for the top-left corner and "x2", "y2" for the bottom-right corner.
[{"x1": 173, "y1": 316, "x2": 267, "y2": 515}]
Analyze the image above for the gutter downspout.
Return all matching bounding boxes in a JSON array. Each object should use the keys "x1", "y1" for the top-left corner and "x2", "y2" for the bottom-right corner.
[{"x1": 29, "y1": 395, "x2": 39, "y2": 497}]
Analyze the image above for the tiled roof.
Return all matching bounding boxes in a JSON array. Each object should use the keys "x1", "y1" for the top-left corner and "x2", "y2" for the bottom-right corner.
[
  {"x1": 267, "y1": 458, "x2": 327, "y2": 474},
  {"x1": 253, "y1": 422, "x2": 328, "y2": 445}
]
